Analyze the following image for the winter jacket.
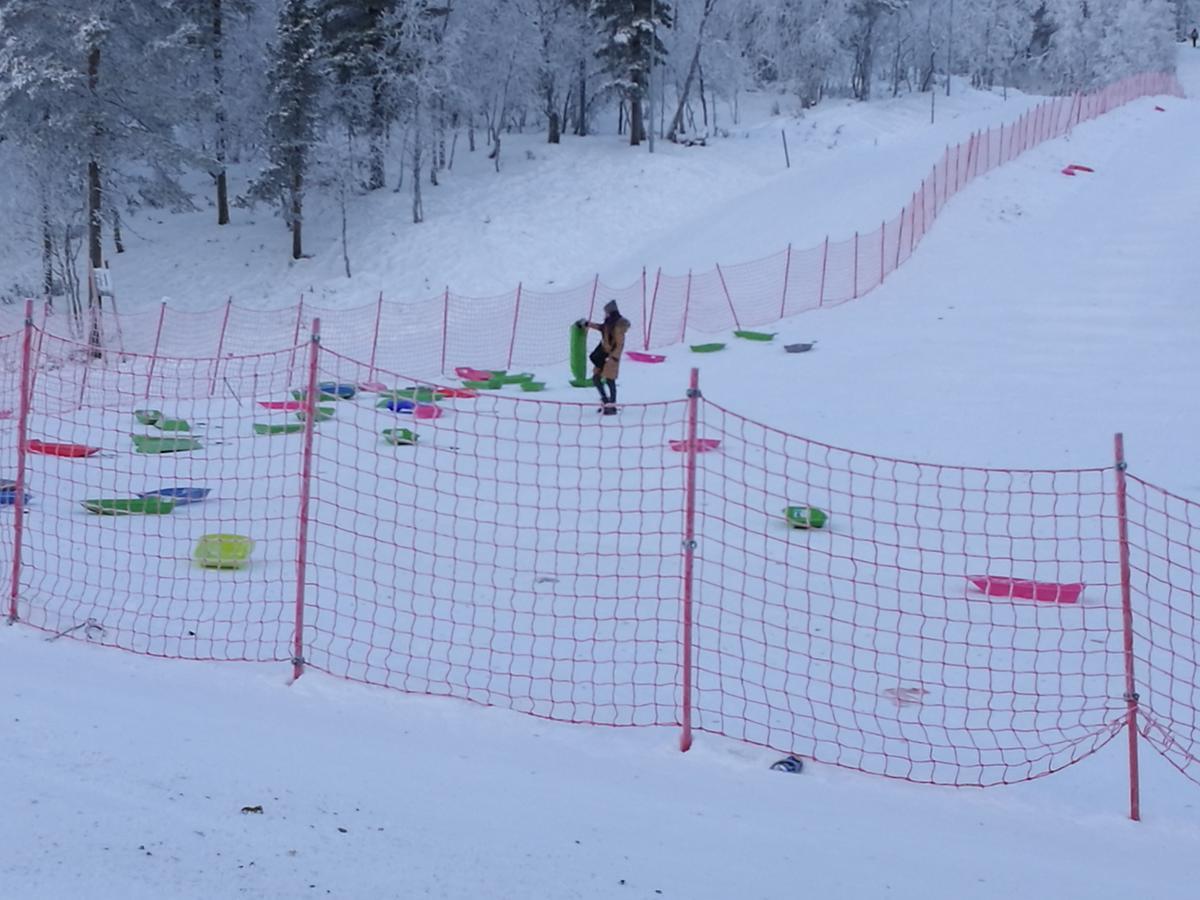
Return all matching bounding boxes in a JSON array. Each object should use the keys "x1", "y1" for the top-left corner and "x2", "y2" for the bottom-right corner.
[{"x1": 590, "y1": 315, "x2": 630, "y2": 380}]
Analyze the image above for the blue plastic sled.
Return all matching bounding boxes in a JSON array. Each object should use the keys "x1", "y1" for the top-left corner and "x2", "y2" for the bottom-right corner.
[
  {"x1": 318, "y1": 382, "x2": 357, "y2": 400},
  {"x1": 384, "y1": 398, "x2": 417, "y2": 413},
  {"x1": 139, "y1": 487, "x2": 211, "y2": 505},
  {"x1": 0, "y1": 489, "x2": 31, "y2": 505}
]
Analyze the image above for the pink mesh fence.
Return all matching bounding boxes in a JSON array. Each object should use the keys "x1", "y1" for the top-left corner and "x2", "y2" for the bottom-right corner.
[
  {"x1": 3, "y1": 315, "x2": 1199, "y2": 817},
  {"x1": 0, "y1": 72, "x2": 1181, "y2": 376}
]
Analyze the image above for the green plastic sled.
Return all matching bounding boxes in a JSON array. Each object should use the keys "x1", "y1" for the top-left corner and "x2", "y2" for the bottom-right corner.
[
  {"x1": 292, "y1": 389, "x2": 339, "y2": 403},
  {"x1": 784, "y1": 506, "x2": 828, "y2": 529},
  {"x1": 81, "y1": 497, "x2": 176, "y2": 515},
  {"x1": 132, "y1": 434, "x2": 202, "y2": 454},
  {"x1": 254, "y1": 422, "x2": 304, "y2": 436},
  {"x1": 462, "y1": 379, "x2": 502, "y2": 390},
  {"x1": 155, "y1": 418, "x2": 191, "y2": 432},
  {"x1": 382, "y1": 427, "x2": 418, "y2": 446},
  {"x1": 734, "y1": 330, "x2": 777, "y2": 342},
  {"x1": 495, "y1": 372, "x2": 535, "y2": 385},
  {"x1": 295, "y1": 406, "x2": 335, "y2": 422},
  {"x1": 134, "y1": 409, "x2": 162, "y2": 426},
  {"x1": 520, "y1": 381, "x2": 546, "y2": 392},
  {"x1": 194, "y1": 533, "x2": 254, "y2": 569},
  {"x1": 690, "y1": 343, "x2": 726, "y2": 353}
]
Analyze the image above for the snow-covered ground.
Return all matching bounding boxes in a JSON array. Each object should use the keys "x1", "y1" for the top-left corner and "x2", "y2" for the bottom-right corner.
[{"x1": 4, "y1": 52, "x2": 1200, "y2": 899}]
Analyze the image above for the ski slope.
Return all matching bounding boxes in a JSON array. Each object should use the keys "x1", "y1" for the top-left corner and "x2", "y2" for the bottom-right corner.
[{"x1": 4, "y1": 52, "x2": 1200, "y2": 899}]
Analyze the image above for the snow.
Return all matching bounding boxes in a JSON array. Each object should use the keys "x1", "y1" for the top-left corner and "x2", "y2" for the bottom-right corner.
[{"x1": 4, "y1": 51, "x2": 1200, "y2": 900}]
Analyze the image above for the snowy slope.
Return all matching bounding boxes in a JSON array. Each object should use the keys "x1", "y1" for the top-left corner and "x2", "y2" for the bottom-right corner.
[
  {"x1": 38, "y1": 81, "x2": 1041, "y2": 309},
  {"x1": 3, "y1": 53, "x2": 1200, "y2": 900}
]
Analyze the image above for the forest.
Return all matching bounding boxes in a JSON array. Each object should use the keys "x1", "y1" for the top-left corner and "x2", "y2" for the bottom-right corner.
[{"x1": 0, "y1": 0, "x2": 1186, "y2": 315}]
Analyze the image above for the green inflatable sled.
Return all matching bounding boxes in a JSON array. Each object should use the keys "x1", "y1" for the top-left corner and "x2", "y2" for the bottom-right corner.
[{"x1": 570, "y1": 322, "x2": 593, "y2": 388}]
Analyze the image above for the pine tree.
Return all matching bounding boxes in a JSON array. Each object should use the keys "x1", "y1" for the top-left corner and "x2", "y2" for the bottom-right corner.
[
  {"x1": 316, "y1": 0, "x2": 399, "y2": 190},
  {"x1": 591, "y1": 0, "x2": 672, "y2": 145},
  {"x1": 248, "y1": 0, "x2": 323, "y2": 260}
]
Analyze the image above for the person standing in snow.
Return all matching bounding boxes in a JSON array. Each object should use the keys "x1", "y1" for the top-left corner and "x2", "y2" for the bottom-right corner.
[
  {"x1": 1192, "y1": 27, "x2": 1198, "y2": 48},
  {"x1": 577, "y1": 300, "x2": 630, "y2": 415}
]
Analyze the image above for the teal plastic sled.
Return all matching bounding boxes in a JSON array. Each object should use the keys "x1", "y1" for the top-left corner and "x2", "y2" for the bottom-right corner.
[
  {"x1": 254, "y1": 422, "x2": 304, "y2": 435},
  {"x1": 784, "y1": 506, "x2": 828, "y2": 529},
  {"x1": 382, "y1": 427, "x2": 418, "y2": 446}
]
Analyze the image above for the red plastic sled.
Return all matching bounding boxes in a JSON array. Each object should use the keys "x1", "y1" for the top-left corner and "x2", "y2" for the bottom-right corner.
[
  {"x1": 435, "y1": 387, "x2": 478, "y2": 399},
  {"x1": 1066, "y1": 164, "x2": 1095, "y2": 174},
  {"x1": 627, "y1": 351, "x2": 666, "y2": 364},
  {"x1": 968, "y1": 576, "x2": 1083, "y2": 605},
  {"x1": 1154, "y1": 106, "x2": 1166, "y2": 112},
  {"x1": 412, "y1": 404, "x2": 443, "y2": 419},
  {"x1": 27, "y1": 440, "x2": 100, "y2": 458},
  {"x1": 455, "y1": 366, "x2": 494, "y2": 381},
  {"x1": 258, "y1": 400, "x2": 304, "y2": 411},
  {"x1": 668, "y1": 438, "x2": 720, "y2": 453},
  {"x1": 1060, "y1": 167, "x2": 1077, "y2": 176}
]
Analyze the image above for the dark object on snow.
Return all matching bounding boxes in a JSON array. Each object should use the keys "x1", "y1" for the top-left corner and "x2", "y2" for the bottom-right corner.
[
  {"x1": 770, "y1": 755, "x2": 804, "y2": 773},
  {"x1": 784, "y1": 342, "x2": 816, "y2": 353},
  {"x1": 240, "y1": 805, "x2": 264, "y2": 815}
]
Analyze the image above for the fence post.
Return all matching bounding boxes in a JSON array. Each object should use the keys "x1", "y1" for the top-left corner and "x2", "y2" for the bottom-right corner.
[
  {"x1": 645, "y1": 267, "x2": 662, "y2": 350},
  {"x1": 878, "y1": 221, "x2": 885, "y2": 283},
  {"x1": 895, "y1": 209, "x2": 904, "y2": 270},
  {"x1": 506, "y1": 282, "x2": 523, "y2": 369},
  {"x1": 288, "y1": 296, "x2": 304, "y2": 382},
  {"x1": 440, "y1": 287, "x2": 450, "y2": 376},
  {"x1": 292, "y1": 318, "x2": 322, "y2": 682},
  {"x1": 1113, "y1": 432, "x2": 1142, "y2": 822},
  {"x1": 640, "y1": 267, "x2": 648, "y2": 347},
  {"x1": 9, "y1": 300, "x2": 34, "y2": 623},
  {"x1": 679, "y1": 367, "x2": 701, "y2": 752},
  {"x1": 144, "y1": 300, "x2": 167, "y2": 400},
  {"x1": 368, "y1": 291, "x2": 383, "y2": 380},
  {"x1": 209, "y1": 296, "x2": 232, "y2": 395},
  {"x1": 587, "y1": 273, "x2": 600, "y2": 321},
  {"x1": 852, "y1": 232, "x2": 860, "y2": 298},
  {"x1": 817, "y1": 236, "x2": 829, "y2": 307},
  {"x1": 778, "y1": 243, "x2": 792, "y2": 320},
  {"x1": 714, "y1": 263, "x2": 742, "y2": 330},
  {"x1": 680, "y1": 270, "x2": 693, "y2": 342}
]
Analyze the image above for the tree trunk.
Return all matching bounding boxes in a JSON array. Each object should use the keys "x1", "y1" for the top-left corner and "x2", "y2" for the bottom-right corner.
[
  {"x1": 668, "y1": 0, "x2": 717, "y2": 142},
  {"x1": 367, "y1": 81, "x2": 386, "y2": 190},
  {"x1": 547, "y1": 110, "x2": 560, "y2": 144},
  {"x1": 629, "y1": 92, "x2": 643, "y2": 146},
  {"x1": 412, "y1": 97, "x2": 424, "y2": 224},
  {"x1": 41, "y1": 195, "x2": 54, "y2": 302},
  {"x1": 87, "y1": 44, "x2": 103, "y2": 273},
  {"x1": 112, "y1": 208, "x2": 125, "y2": 254},
  {"x1": 575, "y1": 60, "x2": 588, "y2": 136},
  {"x1": 213, "y1": 0, "x2": 231, "y2": 224},
  {"x1": 290, "y1": 160, "x2": 303, "y2": 260}
]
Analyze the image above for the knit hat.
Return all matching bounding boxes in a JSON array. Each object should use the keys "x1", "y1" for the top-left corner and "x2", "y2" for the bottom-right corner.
[{"x1": 603, "y1": 300, "x2": 620, "y2": 316}]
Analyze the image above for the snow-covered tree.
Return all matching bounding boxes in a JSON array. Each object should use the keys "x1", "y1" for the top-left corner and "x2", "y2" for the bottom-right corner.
[{"x1": 592, "y1": 0, "x2": 673, "y2": 144}]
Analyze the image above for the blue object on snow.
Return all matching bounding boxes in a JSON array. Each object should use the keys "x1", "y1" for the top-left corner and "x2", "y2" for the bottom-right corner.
[
  {"x1": 0, "y1": 489, "x2": 31, "y2": 505},
  {"x1": 385, "y1": 398, "x2": 416, "y2": 413},
  {"x1": 318, "y1": 381, "x2": 357, "y2": 400},
  {"x1": 139, "y1": 487, "x2": 211, "y2": 505}
]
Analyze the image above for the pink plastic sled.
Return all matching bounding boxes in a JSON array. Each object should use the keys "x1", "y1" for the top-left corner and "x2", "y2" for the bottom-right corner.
[
  {"x1": 259, "y1": 400, "x2": 304, "y2": 411},
  {"x1": 968, "y1": 576, "x2": 1083, "y2": 605},
  {"x1": 455, "y1": 366, "x2": 494, "y2": 382},
  {"x1": 668, "y1": 438, "x2": 720, "y2": 453},
  {"x1": 627, "y1": 351, "x2": 666, "y2": 364},
  {"x1": 435, "y1": 387, "x2": 478, "y2": 399},
  {"x1": 358, "y1": 381, "x2": 388, "y2": 393}
]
